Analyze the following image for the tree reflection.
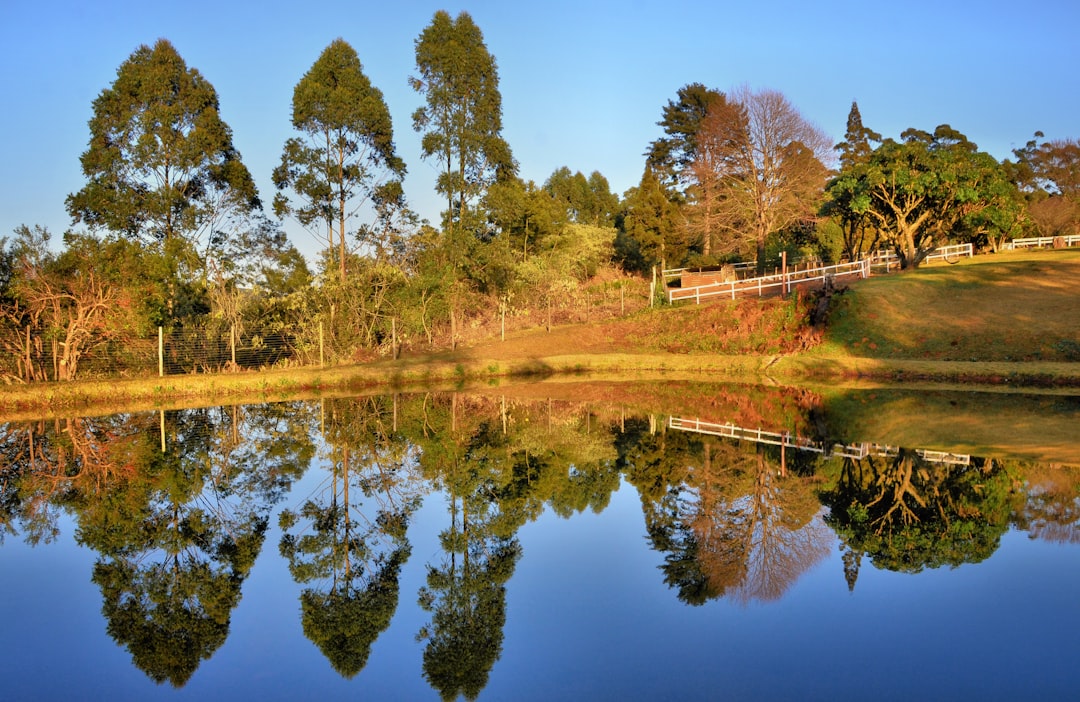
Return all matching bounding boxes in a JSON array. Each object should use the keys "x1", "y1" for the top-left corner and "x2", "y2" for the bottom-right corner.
[
  {"x1": 1013, "y1": 462, "x2": 1080, "y2": 544},
  {"x1": 622, "y1": 419, "x2": 831, "y2": 605},
  {"x1": 412, "y1": 395, "x2": 522, "y2": 702},
  {"x1": 6, "y1": 386, "x2": 1080, "y2": 694},
  {"x1": 821, "y1": 451, "x2": 1019, "y2": 581},
  {"x1": 278, "y1": 396, "x2": 425, "y2": 678},
  {"x1": 69, "y1": 404, "x2": 313, "y2": 686}
]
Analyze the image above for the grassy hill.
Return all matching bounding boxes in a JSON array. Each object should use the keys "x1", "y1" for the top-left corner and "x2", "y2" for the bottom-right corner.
[
  {"x1": 455, "y1": 247, "x2": 1080, "y2": 384},
  {"x1": 818, "y1": 248, "x2": 1080, "y2": 363}
]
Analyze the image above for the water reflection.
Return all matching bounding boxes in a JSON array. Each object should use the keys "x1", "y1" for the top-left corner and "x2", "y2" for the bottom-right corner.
[
  {"x1": 0, "y1": 404, "x2": 315, "y2": 686},
  {"x1": 279, "y1": 396, "x2": 423, "y2": 678},
  {"x1": 0, "y1": 385, "x2": 1078, "y2": 699}
]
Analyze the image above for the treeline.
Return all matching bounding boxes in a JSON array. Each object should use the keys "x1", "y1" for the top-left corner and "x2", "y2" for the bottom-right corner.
[{"x1": 2, "y1": 11, "x2": 1077, "y2": 381}]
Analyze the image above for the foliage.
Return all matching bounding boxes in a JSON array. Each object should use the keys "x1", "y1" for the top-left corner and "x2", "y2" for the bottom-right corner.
[
  {"x1": 826, "y1": 125, "x2": 1023, "y2": 267},
  {"x1": 483, "y1": 177, "x2": 561, "y2": 262},
  {"x1": 617, "y1": 166, "x2": 684, "y2": 272},
  {"x1": 0, "y1": 226, "x2": 168, "y2": 380},
  {"x1": 543, "y1": 167, "x2": 620, "y2": 227},
  {"x1": 820, "y1": 453, "x2": 1017, "y2": 576},
  {"x1": 66, "y1": 39, "x2": 260, "y2": 255},
  {"x1": 1006, "y1": 132, "x2": 1080, "y2": 239},
  {"x1": 273, "y1": 39, "x2": 407, "y2": 279},
  {"x1": 411, "y1": 11, "x2": 516, "y2": 232},
  {"x1": 278, "y1": 396, "x2": 423, "y2": 677},
  {"x1": 694, "y1": 85, "x2": 834, "y2": 267},
  {"x1": 620, "y1": 424, "x2": 829, "y2": 605},
  {"x1": 300, "y1": 545, "x2": 411, "y2": 678},
  {"x1": 646, "y1": 83, "x2": 729, "y2": 194},
  {"x1": 57, "y1": 405, "x2": 311, "y2": 686},
  {"x1": 822, "y1": 101, "x2": 883, "y2": 260}
]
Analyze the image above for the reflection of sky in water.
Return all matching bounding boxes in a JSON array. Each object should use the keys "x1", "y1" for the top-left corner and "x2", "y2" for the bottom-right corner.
[{"x1": 1, "y1": 409, "x2": 1078, "y2": 700}]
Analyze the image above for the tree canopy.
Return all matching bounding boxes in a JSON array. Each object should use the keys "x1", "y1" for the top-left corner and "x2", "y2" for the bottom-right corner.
[
  {"x1": 826, "y1": 124, "x2": 1022, "y2": 267},
  {"x1": 273, "y1": 39, "x2": 407, "y2": 279},
  {"x1": 411, "y1": 11, "x2": 516, "y2": 234},
  {"x1": 66, "y1": 39, "x2": 260, "y2": 254}
]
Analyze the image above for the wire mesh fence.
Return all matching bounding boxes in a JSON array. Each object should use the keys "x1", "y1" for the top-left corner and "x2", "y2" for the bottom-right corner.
[
  {"x1": 1, "y1": 324, "x2": 301, "y2": 384},
  {"x1": 0, "y1": 275, "x2": 655, "y2": 385}
]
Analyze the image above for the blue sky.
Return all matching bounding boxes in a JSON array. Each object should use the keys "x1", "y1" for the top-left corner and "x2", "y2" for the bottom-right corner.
[{"x1": 2, "y1": 0, "x2": 1077, "y2": 262}]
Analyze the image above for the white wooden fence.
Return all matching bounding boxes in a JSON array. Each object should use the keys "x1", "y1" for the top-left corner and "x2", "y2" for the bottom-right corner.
[
  {"x1": 1006, "y1": 235, "x2": 1080, "y2": 249},
  {"x1": 668, "y1": 259, "x2": 871, "y2": 304},
  {"x1": 668, "y1": 244, "x2": 974, "y2": 304}
]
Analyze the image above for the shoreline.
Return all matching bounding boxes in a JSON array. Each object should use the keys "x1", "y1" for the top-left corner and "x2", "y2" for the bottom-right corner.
[{"x1": 0, "y1": 349, "x2": 1077, "y2": 420}]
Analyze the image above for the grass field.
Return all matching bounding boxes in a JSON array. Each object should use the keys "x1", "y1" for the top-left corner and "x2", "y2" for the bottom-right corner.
[{"x1": 818, "y1": 248, "x2": 1080, "y2": 362}]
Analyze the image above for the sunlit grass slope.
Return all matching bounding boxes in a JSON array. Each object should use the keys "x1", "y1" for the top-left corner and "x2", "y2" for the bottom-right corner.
[{"x1": 819, "y1": 249, "x2": 1080, "y2": 362}]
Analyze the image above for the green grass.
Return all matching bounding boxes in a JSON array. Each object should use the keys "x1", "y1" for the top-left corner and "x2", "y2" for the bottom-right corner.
[{"x1": 820, "y1": 249, "x2": 1080, "y2": 362}]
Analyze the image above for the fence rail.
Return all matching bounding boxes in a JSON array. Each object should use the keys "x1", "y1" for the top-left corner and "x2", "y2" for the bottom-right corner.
[
  {"x1": 668, "y1": 244, "x2": 974, "y2": 304},
  {"x1": 1007, "y1": 235, "x2": 1080, "y2": 249}
]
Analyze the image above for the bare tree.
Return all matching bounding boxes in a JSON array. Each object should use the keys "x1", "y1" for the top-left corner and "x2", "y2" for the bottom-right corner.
[
  {"x1": 685, "y1": 98, "x2": 743, "y2": 258},
  {"x1": 695, "y1": 86, "x2": 834, "y2": 268}
]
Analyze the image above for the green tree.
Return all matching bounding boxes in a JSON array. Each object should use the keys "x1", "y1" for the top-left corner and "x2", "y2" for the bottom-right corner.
[
  {"x1": 273, "y1": 39, "x2": 407, "y2": 280},
  {"x1": 823, "y1": 101, "x2": 883, "y2": 260},
  {"x1": 411, "y1": 10, "x2": 517, "y2": 233},
  {"x1": 646, "y1": 83, "x2": 729, "y2": 194},
  {"x1": 66, "y1": 39, "x2": 260, "y2": 259},
  {"x1": 827, "y1": 125, "x2": 1021, "y2": 268},
  {"x1": 616, "y1": 166, "x2": 684, "y2": 273},
  {"x1": 544, "y1": 167, "x2": 620, "y2": 227},
  {"x1": 484, "y1": 177, "x2": 560, "y2": 262}
]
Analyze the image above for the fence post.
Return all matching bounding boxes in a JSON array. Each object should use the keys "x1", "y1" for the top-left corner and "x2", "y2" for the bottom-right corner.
[
  {"x1": 319, "y1": 322, "x2": 325, "y2": 368},
  {"x1": 230, "y1": 324, "x2": 236, "y2": 366},
  {"x1": 781, "y1": 251, "x2": 788, "y2": 296},
  {"x1": 158, "y1": 326, "x2": 164, "y2": 377}
]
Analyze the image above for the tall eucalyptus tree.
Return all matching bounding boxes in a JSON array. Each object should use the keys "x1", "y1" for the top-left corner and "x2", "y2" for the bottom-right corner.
[
  {"x1": 67, "y1": 39, "x2": 260, "y2": 263},
  {"x1": 410, "y1": 10, "x2": 516, "y2": 235},
  {"x1": 274, "y1": 39, "x2": 406, "y2": 280}
]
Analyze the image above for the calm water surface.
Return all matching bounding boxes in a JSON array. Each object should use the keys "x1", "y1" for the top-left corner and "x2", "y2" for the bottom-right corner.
[{"x1": 1, "y1": 384, "x2": 1077, "y2": 701}]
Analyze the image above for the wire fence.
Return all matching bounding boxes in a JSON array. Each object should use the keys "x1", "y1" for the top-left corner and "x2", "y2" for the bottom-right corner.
[
  {"x1": 0, "y1": 275, "x2": 654, "y2": 385},
  {"x1": 0, "y1": 324, "x2": 300, "y2": 384}
]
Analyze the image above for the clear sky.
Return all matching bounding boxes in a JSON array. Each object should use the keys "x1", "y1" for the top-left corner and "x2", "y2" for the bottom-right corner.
[{"x1": 2, "y1": 0, "x2": 1077, "y2": 262}]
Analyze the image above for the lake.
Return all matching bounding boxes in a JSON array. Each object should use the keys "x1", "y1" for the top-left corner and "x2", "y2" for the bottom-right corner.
[{"x1": 1, "y1": 381, "x2": 1078, "y2": 701}]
